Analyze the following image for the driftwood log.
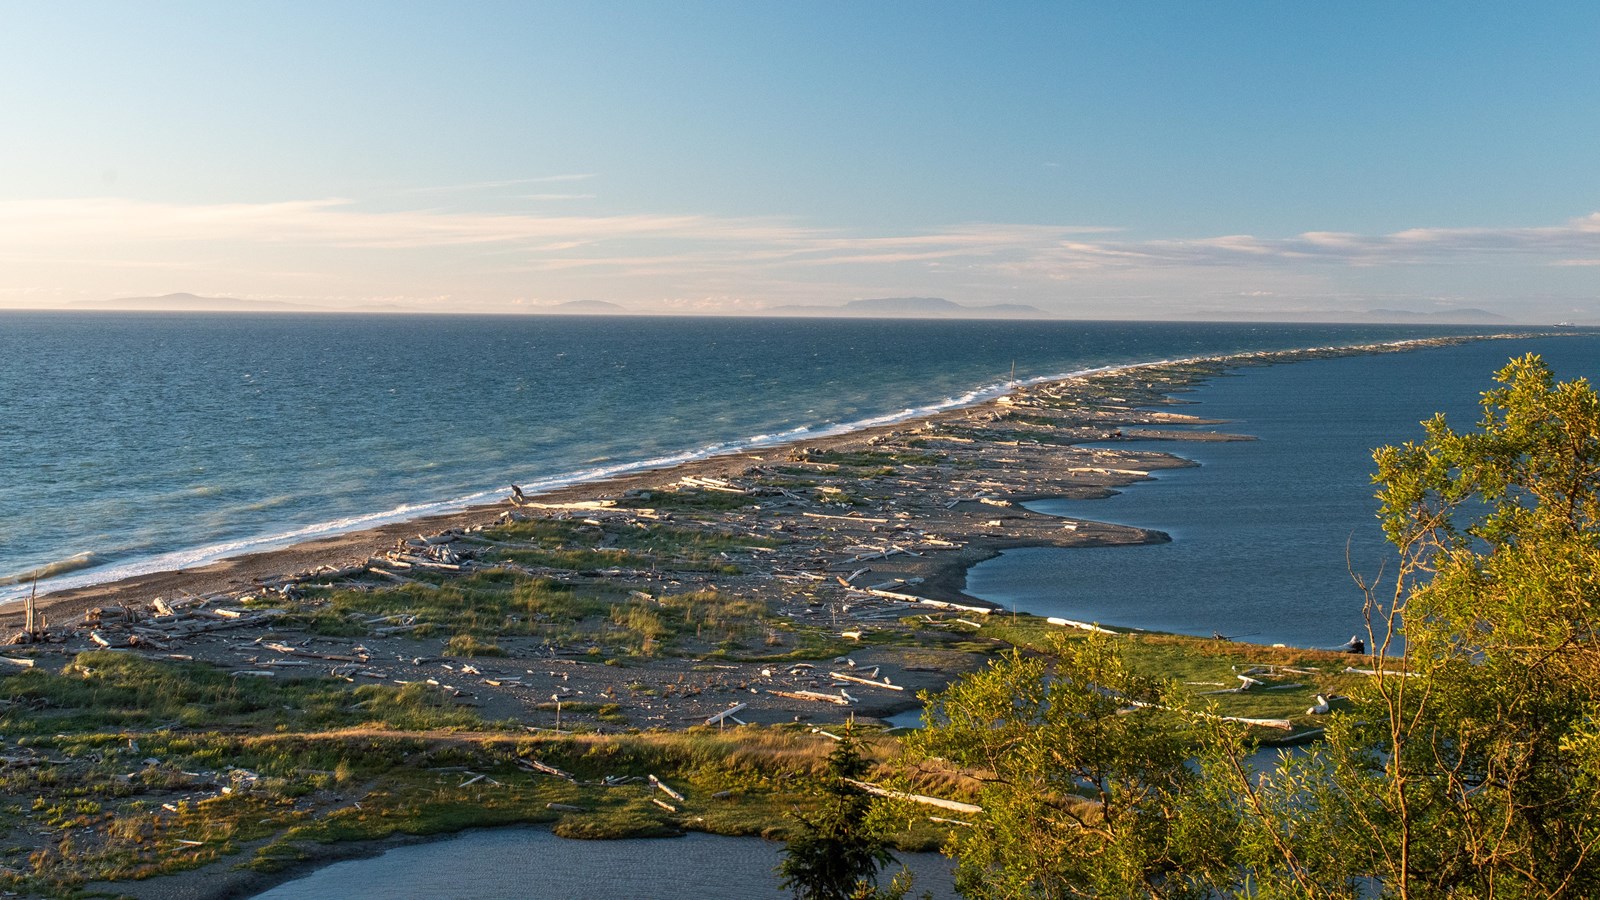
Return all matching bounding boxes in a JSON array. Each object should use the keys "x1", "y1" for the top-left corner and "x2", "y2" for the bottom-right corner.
[{"x1": 843, "y1": 779, "x2": 982, "y2": 815}]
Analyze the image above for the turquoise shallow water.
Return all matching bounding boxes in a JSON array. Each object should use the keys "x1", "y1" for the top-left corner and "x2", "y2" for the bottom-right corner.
[
  {"x1": 966, "y1": 333, "x2": 1600, "y2": 647},
  {"x1": 0, "y1": 313, "x2": 1490, "y2": 600}
]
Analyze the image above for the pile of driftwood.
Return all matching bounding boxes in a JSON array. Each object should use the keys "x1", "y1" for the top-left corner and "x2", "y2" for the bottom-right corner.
[
  {"x1": 79, "y1": 598, "x2": 288, "y2": 653},
  {"x1": 363, "y1": 531, "x2": 479, "y2": 585},
  {"x1": 752, "y1": 655, "x2": 914, "y2": 711},
  {"x1": 6, "y1": 581, "x2": 63, "y2": 646}
]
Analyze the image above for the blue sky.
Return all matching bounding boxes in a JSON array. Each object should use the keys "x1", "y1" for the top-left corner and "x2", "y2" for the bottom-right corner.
[{"x1": 3, "y1": 2, "x2": 1598, "y2": 321}]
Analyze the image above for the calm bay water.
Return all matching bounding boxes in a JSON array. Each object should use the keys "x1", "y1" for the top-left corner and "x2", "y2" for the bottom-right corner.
[
  {"x1": 0, "y1": 313, "x2": 1492, "y2": 600},
  {"x1": 251, "y1": 828, "x2": 958, "y2": 900},
  {"x1": 967, "y1": 333, "x2": 1600, "y2": 647}
]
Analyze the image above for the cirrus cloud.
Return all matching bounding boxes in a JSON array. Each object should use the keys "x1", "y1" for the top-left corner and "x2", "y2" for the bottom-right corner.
[
  {"x1": 0, "y1": 195, "x2": 1596, "y2": 316},
  {"x1": 1027, "y1": 214, "x2": 1600, "y2": 271}
]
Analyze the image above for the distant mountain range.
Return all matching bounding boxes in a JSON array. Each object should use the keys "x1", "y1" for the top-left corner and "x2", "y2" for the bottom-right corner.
[
  {"x1": 1180, "y1": 306, "x2": 1517, "y2": 325},
  {"x1": 766, "y1": 296, "x2": 1050, "y2": 319},
  {"x1": 1364, "y1": 307, "x2": 1513, "y2": 324},
  {"x1": 67, "y1": 293, "x2": 1530, "y2": 325},
  {"x1": 542, "y1": 300, "x2": 631, "y2": 314}
]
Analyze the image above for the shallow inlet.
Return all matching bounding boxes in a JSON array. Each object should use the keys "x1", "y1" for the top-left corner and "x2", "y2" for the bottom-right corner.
[
  {"x1": 964, "y1": 334, "x2": 1600, "y2": 647},
  {"x1": 251, "y1": 827, "x2": 959, "y2": 900}
]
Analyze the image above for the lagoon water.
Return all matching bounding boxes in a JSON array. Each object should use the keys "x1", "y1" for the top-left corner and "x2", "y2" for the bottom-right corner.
[
  {"x1": 0, "y1": 313, "x2": 1497, "y2": 601},
  {"x1": 251, "y1": 827, "x2": 959, "y2": 900},
  {"x1": 967, "y1": 334, "x2": 1600, "y2": 647}
]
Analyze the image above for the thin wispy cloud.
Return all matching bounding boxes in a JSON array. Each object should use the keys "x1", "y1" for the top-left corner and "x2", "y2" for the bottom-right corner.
[
  {"x1": 0, "y1": 197, "x2": 812, "y2": 249},
  {"x1": 1017, "y1": 214, "x2": 1600, "y2": 274},
  {"x1": 6, "y1": 196, "x2": 1598, "y2": 272},
  {"x1": 401, "y1": 174, "x2": 599, "y2": 194},
  {"x1": 0, "y1": 197, "x2": 1110, "y2": 264},
  {"x1": 2, "y1": 195, "x2": 1597, "y2": 317},
  {"x1": 524, "y1": 173, "x2": 600, "y2": 184}
]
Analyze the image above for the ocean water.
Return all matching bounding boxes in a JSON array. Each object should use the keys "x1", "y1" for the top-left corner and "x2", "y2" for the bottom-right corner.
[
  {"x1": 966, "y1": 333, "x2": 1600, "y2": 648},
  {"x1": 0, "y1": 313, "x2": 1511, "y2": 601}
]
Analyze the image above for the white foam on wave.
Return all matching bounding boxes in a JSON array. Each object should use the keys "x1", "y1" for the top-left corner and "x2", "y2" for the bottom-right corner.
[
  {"x1": 0, "y1": 362, "x2": 1155, "y2": 603},
  {"x1": 0, "y1": 551, "x2": 101, "y2": 587},
  {"x1": 0, "y1": 491, "x2": 504, "y2": 603},
  {"x1": 744, "y1": 425, "x2": 812, "y2": 445}
]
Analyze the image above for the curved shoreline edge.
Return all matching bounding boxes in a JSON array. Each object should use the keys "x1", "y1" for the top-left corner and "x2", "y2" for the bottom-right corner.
[
  {"x1": 0, "y1": 335, "x2": 1453, "y2": 602},
  {"x1": 8, "y1": 330, "x2": 1551, "y2": 625},
  {"x1": 1, "y1": 329, "x2": 1569, "y2": 900}
]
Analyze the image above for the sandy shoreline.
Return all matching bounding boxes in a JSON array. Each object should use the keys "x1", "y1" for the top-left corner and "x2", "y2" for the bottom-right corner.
[
  {"x1": 7, "y1": 333, "x2": 1526, "y2": 631},
  {"x1": 0, "y1": 331, "x2": 1545, "y2": 900}
]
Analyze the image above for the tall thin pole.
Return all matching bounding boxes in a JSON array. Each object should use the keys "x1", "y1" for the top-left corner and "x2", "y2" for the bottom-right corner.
[{"x1": 25, "y1": 578, "x2": 37, "y2": 638}]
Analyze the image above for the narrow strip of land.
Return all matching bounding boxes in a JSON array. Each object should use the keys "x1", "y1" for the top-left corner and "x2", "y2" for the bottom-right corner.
[
  {"x1": 5, "y1": 334, "x2": 1520, "y2": 727},
  {"x1": 0, "y1": 333, "x2": 1541, "y2": 897}
]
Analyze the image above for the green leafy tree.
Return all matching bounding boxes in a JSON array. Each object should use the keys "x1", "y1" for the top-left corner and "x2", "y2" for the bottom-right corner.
[
  {"x1": 910, "y1": 354, "x2": 1600, "y2": 899},
  {"x1": 903, "y1": 634, "x2": 1215, "y2": 899},
  {"x1": 1344, "y1": 353, "x2": 1600, "y2": 897},
  {"x1": 779, "y1": 726, "x2": 902, "y2": 900}
]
